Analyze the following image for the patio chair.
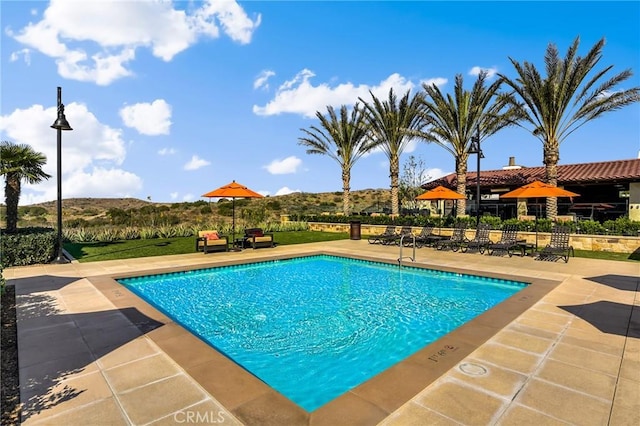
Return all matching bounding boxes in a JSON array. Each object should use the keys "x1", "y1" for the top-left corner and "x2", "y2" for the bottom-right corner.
[
  {"x1": 368, "y1": 225, "x2": 396, "y2": 244},
  {"x1": 381, "y1": 226, "x2": 414, "y2": 246},
  {"x1": 414, "y1": 226, "x2": 442, "y2": 248},
  {"x1": 538, "y1": 225, "x2": 574, "y2": 263},
  {"x1": 195, "y1": 230, "x2": 229, "y2": 253},
  {"x1": 460, "y1": 223, "x2": 493, "y2": 254},
  {"x1": 243, "y1": 228, "x2": 274, "y2": 249},
  {"x1": 487, "y1": 224, "x2": 520, "y2": 257},
  {"x1": 435, "y1": 222, "x2": 468, "y2": 252}
]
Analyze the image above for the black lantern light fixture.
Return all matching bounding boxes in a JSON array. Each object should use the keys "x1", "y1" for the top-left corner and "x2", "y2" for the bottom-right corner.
[
  {"x1": 468, "y1": 126, "x2": 484, "y2": 226},
  {"x1": 50, "y1": 87, "x2": 73, "y2": 264}
]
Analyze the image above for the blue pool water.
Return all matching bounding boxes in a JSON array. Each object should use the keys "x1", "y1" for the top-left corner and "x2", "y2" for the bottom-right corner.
[{"x1": 119, "y1": 255, "x2": 526, "y2": 411}]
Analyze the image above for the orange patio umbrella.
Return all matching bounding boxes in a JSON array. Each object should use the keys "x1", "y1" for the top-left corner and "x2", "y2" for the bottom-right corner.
[
  {"x1": 500, "y1": 180, "x2": 579, "y2": 199},
  {"x1": 202, "y1": 180, "x2": 264, "y2": 248},
  {"x1": 501, "y1": 180, "x2": 579, "y2": 249},
  {"x1": 416, "y1": 185, "x2": 466, "y2": 201},
  {"x1": 416, "y1": 186, "x2": 466, "y2": 235}
]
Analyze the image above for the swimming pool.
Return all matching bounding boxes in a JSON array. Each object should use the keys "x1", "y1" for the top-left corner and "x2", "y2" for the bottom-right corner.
[{"x1": 119, "y1": 254, "x2": 527, "y2": 411}]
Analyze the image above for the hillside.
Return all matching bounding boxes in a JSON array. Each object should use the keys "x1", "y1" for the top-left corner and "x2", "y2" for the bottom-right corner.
[{"x1": 10, "y1": 189, "x2": 393, "y2": 228}]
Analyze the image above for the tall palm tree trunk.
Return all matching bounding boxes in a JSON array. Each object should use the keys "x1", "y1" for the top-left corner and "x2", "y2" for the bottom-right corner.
[
  {"x1": 455, "y1": 160, "x2": 468, "y2": 217},
  {"x1": 342, "y1": 169, "x2": 351, "y2": 216},
  {"x1": 390, "y1": 154, "x2": 400, "y2": 215},
  {"x1": 4, "y1": 174, "x2": 20, "y2": 233},
  {"x1": 544, "y1": 145, "x2": 560, "y2": 219}
]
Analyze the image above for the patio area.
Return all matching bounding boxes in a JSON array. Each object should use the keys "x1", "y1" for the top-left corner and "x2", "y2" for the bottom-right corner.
[{"x1": 4, "y1": 240, "x2": 639, "y2": 425}]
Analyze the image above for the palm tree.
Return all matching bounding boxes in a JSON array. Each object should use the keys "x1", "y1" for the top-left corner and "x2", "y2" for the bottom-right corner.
[
  {"x1": 499, "y1": 36, "x2": 640, "y2": 219},
  {"x1": 360, "y1": 88, "x2": 426, "y2": 215},
  {"x1": 0, "y1": 141, "x2": 51, "y2": 233},
  {"x1": 298, "y1": 103, "x2": 374, "y2": 215},
  {"x1": 419, "y1": 72, "x2": 519, "y2": 216}
]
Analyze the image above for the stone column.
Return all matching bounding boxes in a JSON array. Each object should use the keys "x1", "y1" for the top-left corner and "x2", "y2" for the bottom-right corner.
[{"x1": 629, "y1": 182, "x2": 640, "y2": 221}]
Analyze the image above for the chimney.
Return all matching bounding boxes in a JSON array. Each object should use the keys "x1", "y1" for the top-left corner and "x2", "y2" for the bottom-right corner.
[{"x1": 503, "y1": 156, "x2": 523, "y2": 170}]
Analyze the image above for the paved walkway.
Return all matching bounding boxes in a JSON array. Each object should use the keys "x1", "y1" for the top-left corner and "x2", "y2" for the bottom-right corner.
[{"x1": 4, "y1": 240, "x2": 639, "y2": 425}]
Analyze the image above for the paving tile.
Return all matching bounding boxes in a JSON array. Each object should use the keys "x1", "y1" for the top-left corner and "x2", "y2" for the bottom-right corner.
[
  {"x1": 506, "y1": 322, "x2": 561, "y2": 341},
  {"x1": 560, "y1": 326, "x2": 626, "y2": 356},
  {"x1": 232, "y1": 390, "x2": 309, "y2": 426},
  {"x1": 514, "y1": 378, "x2": 610, "y2": 426},
  {"x1": 490, "y1": 328, "x2": 555, "y2": 355},
  {"x1": 23, "y1": 397, "x2": 128, "y2": 426},
  {"x1": 414, "y1": 379, "x2": 507, "y2": 425},
  {"x1": 81, "y1": 323, "x2": 143, "y2": 355},
  {"x1": 536, "y1": 358, "x2": 617, "y2": 400},
  {"x1": 148, "y1": 399, "x2": 242, "y2": 426},
  {"x1": 117, "y1": 374, "x2": 208, "y2": 425},
  {"x1": 310, "y1": 391, "x2": 388, "y2": 426},
  {"x1": 20, "y1": 356, "x2": 98, "y2": 397},
  {"x1": 514, "y1": 309, "x2": 569, "y2": 334},
  {"x1": 609, "y1": 377, "x2": 640, "y2": 425},
  {"x1": 469, "y1": 342, "x2": 543, "y2": 375},
  {"x1": 185, "y1": 352, "x2": 270, "y2": 410},
  {"x1": 549, "y1": 342, "x2": 621, "y2": 376},
  {"x1": 449, "y1": 358, "x2": 528, "y2": 399},
  {"x1": 21, "y1": 370, "x2": 114, "y2": 424},
  {"x1": 104, "y1": 353, "x2": 181, "y2": 393},
  {"x1": 379, "y1": 402, "x2": 459, "y2": 426},
  {"x1": 496, "y1": 403, "x2": 570, "y2": 425},
  {"x1": 97, "y1": 336, "x2": 161, "y2": 370}
]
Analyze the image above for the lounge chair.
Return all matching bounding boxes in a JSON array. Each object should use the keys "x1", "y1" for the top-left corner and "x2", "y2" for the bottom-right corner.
[
  {"x1": 385, "y1": 226, "x2": 415, "y2": 246},
  {"x1": 195, "y1": 230, "x2": 229, "y2": 253},
  {"x1": 367, "y1": 225, "x2": 396, "y2": 244},
  {"x1": 414, "y1": 226, "x2": 442, "y2": 248},
  {"x1": 460, "y1": 223, "x2": 493, "y2": 254},
  {"x1": 435, "y1": 222, "x2": 467, "y2": 252},
  {"x1": 487, "y1": 224, "x2": 520, "y2": 257},
  {"x1": 243, "y1": 227, "x2": 274, "y2": 249},
  {"x1": 538, "y1": 225, "x2": 574, "y2": 263}
]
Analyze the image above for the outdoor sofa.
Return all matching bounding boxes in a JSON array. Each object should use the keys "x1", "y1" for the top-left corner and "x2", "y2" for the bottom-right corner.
[{"x1": 195, "y1": 230, "x2": 229, "y2": 253}]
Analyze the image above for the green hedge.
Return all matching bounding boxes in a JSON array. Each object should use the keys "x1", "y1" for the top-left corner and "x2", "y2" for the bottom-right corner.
[
  {"x1": 293, "y1": 214, "x2": 640, "y2": 236},
  {"x1": 1, "y1": 227, "x2": 57, "y2": 267}
]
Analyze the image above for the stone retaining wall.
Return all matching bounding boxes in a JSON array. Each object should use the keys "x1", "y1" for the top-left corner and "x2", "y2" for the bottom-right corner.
[{"x1": 309, "y1": 222, "x2": 640, "y2": 254}]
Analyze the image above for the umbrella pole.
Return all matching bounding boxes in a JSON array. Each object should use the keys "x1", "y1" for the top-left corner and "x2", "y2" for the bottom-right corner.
[{"x1": 232, "y1": 198, "x2": 236, "y2": 249}]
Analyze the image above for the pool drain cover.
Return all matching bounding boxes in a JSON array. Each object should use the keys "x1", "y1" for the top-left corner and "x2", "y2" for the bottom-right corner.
[{"x1": 459, "y1": 362, "x2": 488, "y2": 376}]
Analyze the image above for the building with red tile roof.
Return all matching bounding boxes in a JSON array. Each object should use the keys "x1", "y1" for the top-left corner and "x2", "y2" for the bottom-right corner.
[{"x1": 422, "y1": 158, "x2": 640, "y2": 221}]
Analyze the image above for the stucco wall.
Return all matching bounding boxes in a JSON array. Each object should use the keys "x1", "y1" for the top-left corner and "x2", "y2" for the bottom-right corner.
[{"x1": 308, "y1": 222, "x2": 640, "y2": 254}]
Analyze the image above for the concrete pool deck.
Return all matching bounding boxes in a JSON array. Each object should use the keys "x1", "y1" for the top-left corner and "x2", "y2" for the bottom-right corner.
[{"x1": 4, "y1": 240, "x2": 639, "y2": 425}]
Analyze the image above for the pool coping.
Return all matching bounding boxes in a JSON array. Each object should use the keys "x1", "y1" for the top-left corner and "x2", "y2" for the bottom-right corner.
[{"x1": 89, "y1": 250, "x2": 562, "y2": 425}]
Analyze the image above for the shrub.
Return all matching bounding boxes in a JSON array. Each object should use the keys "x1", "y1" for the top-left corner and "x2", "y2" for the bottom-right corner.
[{"x1": 0, "y1": 227, "x2": 56, "y2": 267}]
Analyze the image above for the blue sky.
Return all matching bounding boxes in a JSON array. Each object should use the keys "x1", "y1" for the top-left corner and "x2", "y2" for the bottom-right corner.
[{"x1": 1, "y1": 1, "x2": 639, "y2": 205}]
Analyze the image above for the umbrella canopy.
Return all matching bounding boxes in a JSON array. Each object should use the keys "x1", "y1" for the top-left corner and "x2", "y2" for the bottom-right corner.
[
  {"x1": 202, "y1": 180, "x2": 263, "y2": 199},
  {"x1": 416, "y1": 185, "x2": 466, "y2": 200},
  {"x1": 416, "y1": 186, "x2": 465, "y2": 235},
  {"x1": 500, "y1": 180, "x2": 580, "y2": 250},
  {"x1": 500, "y1": 180, "x2": 579, "y2": 199},
  {"x1": 202, "y1": 180, "x2": 263, "y2": 249}
]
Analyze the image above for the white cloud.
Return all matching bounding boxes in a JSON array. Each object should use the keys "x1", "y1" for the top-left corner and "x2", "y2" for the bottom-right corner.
[
  {"x1": 254, "y1": 70, "x2": 275, "y2": 90},
  {"x1": 158, "y1": 147, "x2": 177, "y2": 155},
  {"x1": 120, "y1": 99, "x2": 172, "y2": 135},
  {"x1": 183, "y1": 193, "x2": 195, "y2": 201},
  {"x1": 253, "y1": 70, "x2": 415, "y2": 118},
  {"x1": 8, "y1": 0, "x2": 261, "y2": 85},
  {"x1": 424, "y1": 168, "x2": 451, "y2": 182},
  {"x1": 275, "y1": 187, "x2": 301, "y2": 196},
  {"x1": 170, "y1": 192, "x2": 179, "y2": 200},
  {"x1": 0, "y1": 101, "x2": 142, "y2": 204},
  {"x1": 184, "y1": 155, "x2": 211, "y2": 170},
  {"x1": 9, "y1": 48, "x2": 31, "y2": 65},
  {"x1": 420, "y1": 77, "x2": 448, "y2": 88},
  {"x1": 264, "y1": 156, "x2": 302, "y2": 174},
  {"x1": 469, "y1": 66, "x2": 498, "y2": 78}
]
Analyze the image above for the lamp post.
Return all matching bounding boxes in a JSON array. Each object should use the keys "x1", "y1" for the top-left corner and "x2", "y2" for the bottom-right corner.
[
  {"x1": 50, "y1": 87, "x2": 73, "y2": 264},
  {"x1": 469, "y1": 127, "x2": 484, "y2": 226}
]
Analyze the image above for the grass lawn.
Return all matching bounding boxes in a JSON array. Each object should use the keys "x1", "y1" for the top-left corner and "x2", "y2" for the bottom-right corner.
[
  {"x1": 64, "y1": 231, "x2": 638, "y2": 263},
  {"x1": 65, "y1": 231, "x2": 350, "y2": 262}
]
